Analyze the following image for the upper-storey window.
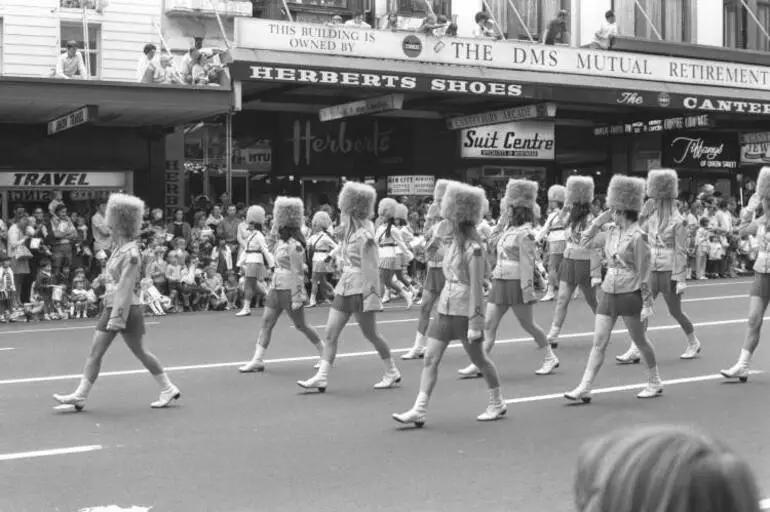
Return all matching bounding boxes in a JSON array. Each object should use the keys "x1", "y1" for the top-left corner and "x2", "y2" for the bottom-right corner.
[
  {"x1": 612, "y1": 0, "x2": 696, "y2": 43},
  {"x1": 483, "y1": 0, "x2": 568, "y2": 42},
  {"x1": 725, "y1": 0, "x2": 770, "y2": 51},
  {"x1": 395, "y1": 0, "x2": 451, "y2": 16}
]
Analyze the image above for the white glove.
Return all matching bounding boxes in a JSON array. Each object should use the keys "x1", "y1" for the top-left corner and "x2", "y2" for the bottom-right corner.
[
  {"x1": 641, "y1": 305, "x2": 653, "y2": 321},
  {"x1": 675, "y1": 281, "x2": 687, "y2": 295},
  {"x1": 467, "y1": 329, "x2": 483, "y2": 342},
  {"x1": 591, "y1": 277, "x2": 602, "y2": 288}
]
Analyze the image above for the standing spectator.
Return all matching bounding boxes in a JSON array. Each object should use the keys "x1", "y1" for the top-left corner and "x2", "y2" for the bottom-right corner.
[
  {"x1": 7, "y1": 217, "x2": 32, "y2": 304},
  {"x1": 91, "y1": 202, "x2": 111, "y2": 259},
  {"x1": 166, "y1": 208, "x2": 192, "y2": 247},
  {"x1": 50, "y1": 204, "x2": 77, "y2": 275},
  {"x1": 0, "y1": 256, "x2": 15, "y2": 321},
  {"x1": 206, "y1": 204, "x2": 224, "y2": 229},
  {"x1": 55, "y1": 41, "x2": 88, "y2": 80},
  {"x1": 589, "y1": 10, "x2": 617, "y2": 50},
  {"x1": 48, "y1": 191, "x2": 65, "y2": 216},
  {"x1": 544, "y1": 10, "x2": 568, "y2": 45},
  {"x1": 473, "y1": 12, "x2": 503, "y2": 40},
  {"x1": 345, "y1": 12, "x2": 371, "y2": 28},
  {"x1": 217, "y1": 204, "x2": 240, "y2": 260}
]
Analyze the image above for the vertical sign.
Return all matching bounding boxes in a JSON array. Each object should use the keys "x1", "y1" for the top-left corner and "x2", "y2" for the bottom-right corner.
[{"x1": 164, "y1": 129, "x2": 186, "y2": 218}]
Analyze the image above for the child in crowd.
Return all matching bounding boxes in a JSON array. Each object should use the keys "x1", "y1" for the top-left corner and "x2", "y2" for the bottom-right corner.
[
  {"x1": 169, "y1": 237, "x2": 189, "y2": 266},
  {"x1": 707, "y1": 233, "x2": 725, "y2": 278},
  {"x1": 201, "y1": 265, "x2": 227, "y2": 311},
  {"x1": 0, "y1": 256, "x2": 16, "y2": 322},
  {"x1": 180, "y1": 255, "x2": 205, "y2": 311},
  {"x1": 165, "y1": 253, "x2": 183, "y2": 311},
  {"x1": 35, "y1": 259, "x2": 55, "y2": 320},
  {"x1": 224, "y1": 270, "x2": 240, "y2": 310},
  {"x1": 70, "y1": 276, "x2": 89, "y2": 319},
  {"x1": 694, "y1": 217, "x2": 711, "y2": 280}
]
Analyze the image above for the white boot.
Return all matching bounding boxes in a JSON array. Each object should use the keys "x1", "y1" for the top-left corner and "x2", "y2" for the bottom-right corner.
[
  {"x1": 637, "y1": 366, "x2": 663, "y2": 399},
  {"x1": 308, "y1": 293, "x2": 317, "y2": 308},
  {"x1": 458, "y1": 363, "x2": 482, "y2": 378},
  {"x1": 616, "y1": 343, "x2": 641, "y2": 364},
  {"x1": 382, "y1": 289, "x2": 391, "y2": 303},
  {"x1": 401, "y1": 333, "x2": 427, "y2": 360},
  {"x1": 53, "y1": 377, "x2": 92, "y2": 411},
  {"x1": 721, "y1": 349, "x2": 752, "y2": 382},
  {"x1": 535, "y1": 345, "x2": 560, "y2": 375},
  {"x1": 151, "y1": 373, "x2": 181, "y2": 408},
  {"x1": 374, "y1": 358, "x2": 402, "y2": 389},
  {"x1": 540, "y1": 290, "x2": 555, "y2": 302},
  {"x1": 477, "y1": 387, "x2": 507, "y2": 421},
  {"x1": 235, "y1": 306, "x2": 251, "y2": 317},
  {"x1": 392, "y1": 391, "x2": 429, "y2": 427},
  {"x1": 565, "y1": 347, "x2": 601, "y2": 403},
  {"x1": 403, "y1": 290, "x2": 414, "y2": 310},
  {"x1": 239, "y1": 345, "x2": 266, "y2": 373},
  {"x1": 546, "y1": 325, "x2": 561, "y2": 348},
  {"x1": 297, "y1": 360, "x2": 330, "y2": 392},
  {"x1": 680, "y1": 333, "x2": 702, "y2": 360}
]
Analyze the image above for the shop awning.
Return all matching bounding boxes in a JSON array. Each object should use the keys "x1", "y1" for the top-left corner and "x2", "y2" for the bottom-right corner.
[{"x1": 0, "y1": 77, "x2": 232, "y2": 127}]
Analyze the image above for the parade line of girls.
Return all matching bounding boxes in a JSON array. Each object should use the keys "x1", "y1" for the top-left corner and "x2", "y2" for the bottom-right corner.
[{"x1": 54, "y1": 167, "x2": 770, "y2": 420}]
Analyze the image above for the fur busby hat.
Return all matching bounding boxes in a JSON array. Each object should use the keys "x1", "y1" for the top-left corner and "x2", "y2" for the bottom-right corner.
[
  {"x1": 565, "y1": 176, "x2": 595, "y2": 205},
  {"x1": 378, "y1": 197, "x2": 399, "y2": 220},
  {"x1": 395, "y1": 203, "x2": 409, "y2": 221},
  {"x1": 105, "y1": 193, "x2": 145, "y2": 239},
  {"x1": 246, "y1": 205, "x2": 266, "y2": 225},
  {"x1": 434, "y1": 179, "x2": 454, "y2": 203},
  {"x1": 338, "y1": 181, "x2": 376, "y2": 221},
  {"x1": 533, "y1": 203, "x2": 542, "y2": 220},
  {"x1": 311, "y1": 211, "x2": 332, "y2": 230},
  {"x1": 441, "y1": 183, "x2": 487, "y2": 226},
  {"x1": 608, "y1": 175, "x2": 646, "y2": 212},
  {"x1": 272, "y1": 196, "x2": 304, "y2": 230},
  {"x1": 757, "y1": 167, "x2": 770, "y2": 200},
  {"x1": 547, "y1": 184, "x2": 566, "y2": 204},
  {"x1": 505, "y1": 179, "x2": 538, "y2": 211},
  {"x1": 646, "y1": 169, "x2": 679, "y2": 200}
]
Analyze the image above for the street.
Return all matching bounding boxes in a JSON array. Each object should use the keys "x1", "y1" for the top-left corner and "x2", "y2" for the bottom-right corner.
[{"x1": 1, "y1": 278, "x2": 768, "y2": 512}]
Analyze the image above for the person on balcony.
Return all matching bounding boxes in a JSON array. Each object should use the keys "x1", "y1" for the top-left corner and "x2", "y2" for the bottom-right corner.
[
  {"x1": 344, "y1": 12, "x2": 371, "y2": 28},
  {"x1": 544, "y1": 9, "x2": 568, "y2": 45},
  {"x1": 589, "y1": 10, "x2": 617, "y2": 50},
  {"x1": 56, "y1": 40, "x2": 88, "y2": 80},
  {"x1": 473, "y1": 12, "x2": 502, "y2": 40}
]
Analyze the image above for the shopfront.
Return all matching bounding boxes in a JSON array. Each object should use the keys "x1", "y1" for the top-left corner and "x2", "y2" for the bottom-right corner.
[{"x1": 0, "y1": 171, "x2": 132, "y2": 219}]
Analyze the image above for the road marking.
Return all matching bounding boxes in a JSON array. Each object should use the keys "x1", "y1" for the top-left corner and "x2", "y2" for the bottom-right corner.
[
  {"x1": 688, "y1": 279, "x2": 752, "y2": 288},
  {"x1": 0, "y1": 348, "x2": 15, "y2": 352},
  {"x1": 0, "y1": 316, "x2": 762, "y2": 386},
  {"x1": 682, "y1": 294, "x2": 746, "y2": 303},
  {"x1": 0, "y1": 445, "x2": 102, "y2": 462},
  {"x1": 505, "y1": 372, "x2": 764, "y2": 405},
  {"x1": 0, "y1": 322, "x2": 161, "y2": 336},
  {"x1": 760, "y1": 498, "x2": 770, "y2": 510}
]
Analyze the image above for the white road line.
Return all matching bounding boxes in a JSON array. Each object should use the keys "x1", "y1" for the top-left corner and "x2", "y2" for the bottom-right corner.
[
  {"x1": 505, "y1": 372, "x2": 764, "y2": 405},
  {"x1": 683, "y1": 294, "x2": 747, "y2": 303},
  {"x1": 0, "y1": 348, "x2": 15, "y2": 352},
  {"x1": 0, "y1": 445, "x2": 102, "y2": 462},
  {"x1": 0, "y1": 316, "x2": 762, "y2": 386},
  {"x1": 0, "y1": 322, "x2": 161, "y2": 336},
  {"x1": 688, "y1": 279, "x2": 752, "y2": 288}
]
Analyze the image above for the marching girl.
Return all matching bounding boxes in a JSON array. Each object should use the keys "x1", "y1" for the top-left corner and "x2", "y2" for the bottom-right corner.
[
  {"x1": 402, "y1": 179, "x2": 455, "y2": 360},
  {"x1": 235, "y1": 206, "x2": 274, "y2": 317},
  {"x1": 394, "y1": 203, "x2": 418, "y2": 297},
  {"x1": 239, "y1": 197, "x2": 324, "y2": 373},
  {"x1": 537, "y1": 185, "x2": 567, "y2": 302},
  {"x1": 307, "y1": 211, "x2": 338, "y2": 307},
  {"x1": 545, "y1": 176, "x2": 602, "y2": 348},
  {"x1": 457, "y1": 179, "x2": 556, "y2": 378},
  {"x1": 564, "y1": 175, "x2": 663, "y2": 403},
  {"x1": 616, "y1": 169, "x2": 701, "y2": 364},
  {"x1": 53, "y1": 193, "x2": 181, "y2": 411},
  {"x1": 721, "y1": 166, "x2": 770, "y2": 382},
  {"x1": 376, "y1": 198, "x2": 414, "y2": 308},
  {"x1": 393, "y1": 182, "x2": 506, "y2": 426},
  {"x1": 297, "y1": 181, "x2": 401, "y2": 392}
]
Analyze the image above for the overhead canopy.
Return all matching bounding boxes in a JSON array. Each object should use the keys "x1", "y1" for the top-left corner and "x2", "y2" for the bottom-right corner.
[{"x1": 0, "y1": 77, "x2": 232, "y2": 127}]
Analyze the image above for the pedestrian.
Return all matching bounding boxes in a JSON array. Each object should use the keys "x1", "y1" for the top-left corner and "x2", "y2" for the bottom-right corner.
[
  {"x1": 402, "y1": 180, "x2": 456, "y2": 360},
  {"x1": 537, "y1": 184, "x2": 567, "y2": 302},
  {"x1": 297, "y1": 181, "x2": 401, "y2": 392},
  {"x1": 544, "y1": 176, "x2": 602, "y2": 348},
  {"x1": 564, "y1": 175, "x2": 662, "y2": 403},
  {"x1": 722, "y1": 166, "x2": 770, "y2": 382},
  {"x1": 240, "y1": 197, "x2": 324, "y2": 373},
  {"x1": 457, "y1": 179, "x2": 555, "y2": 378},
  {"x1": 616, "y1": 169, "x2": 701, "y2": 364},
  {"x1": 393, "y1": 182, "x2": 506, "y2": 427},
  {"x1": 544, "y1": 9, "x2": 568, "y2": 45},
  {"x1": 53, "y1": 193, "x2": 181, "y2": 412}
]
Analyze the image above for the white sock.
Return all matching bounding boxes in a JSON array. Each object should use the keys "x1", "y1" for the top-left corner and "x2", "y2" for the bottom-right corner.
[
  {"x1": 548, "y1": 325, "x2": 561, "y2": 337},
  {"x1": 253, "y1": 345, "x2": 266, "y2": 362},
  {"x1": 383, "y1": 357, "x2": 397, "y2": 372},
  {"x1": 153, "y1": 372, "x2": 174, "y2": 392},
  {"x1": 413, "y1": 332, "x2": 426, "y2": 350},
  {"x1": 317, "y1": 360, "x2": 331, "y2": 380},
  {"x1": 738, "y1": 349, "x2": 752, "y2": 368},
  {"x1": 75, "y1": 377, "x2": 93, "y2": 399},
  {"x1": 414, "y1": 391, "x2": 430, "y2": 413},
  {"x1": 648, "y1": 366, "x2": 661, "y2": 384},
  {"x1": 488, "y1": 387, "x2": 503, "y2": 404}
]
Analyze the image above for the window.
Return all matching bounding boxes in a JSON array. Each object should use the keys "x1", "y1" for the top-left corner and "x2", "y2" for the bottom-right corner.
[
  {"x1": 484, "y1": 0, "x2": 568, "y2": 41},
  {"x1": 0, "y1": 18, "x2": 3, "y2": 75},
  {"x1": 59, "y1": 23, "x2": 100, "y2": 79},
  {"x1": 60, "y1": 0, "x2": 96, "y2": 8},
  {"x1": 615, "y1": 0, "x2": 695, "y2": 43},
  {"x1": 757, "y1": 1, "x2": 770, "y2": 51},
  {"x1": 724, "y1": 0, "x2": 770, "y2": 51},
  {"x1": 396, "y1": 0, "x2": 451, "y2": 17}
]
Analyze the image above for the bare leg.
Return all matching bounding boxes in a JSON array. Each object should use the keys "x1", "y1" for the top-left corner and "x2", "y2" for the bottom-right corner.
[
  {"x1": 123, "y1": 329, "x2": 180, "y2": 408},
  {"x1": 462, "y1": 336, "x2": 506, "y2": 421},
  {"x1": 458, "y1": 302, "x2": 505, "y2": 377},
  {"x1": 356, "y1": 311, "x2": 401, "y2": 389},
  {"x1": 565, "y1": 314, "x2": 616, "y2": 402},
  {"x1": 53, "y1": 329, "x2": 117, "y2": 407},
  {"x1": 239, "y1": 306, "x2": 281, "y2": 372},
  {"x1": 547, "y1": 281, "x2": 577, "y2": 346},
  {"x1": 297, "y1": 308, "x2": 350, "y2": 390},
  {"x1": 403, "y1": 289, "x2": 438, "y2": 359},
  {"x1": 721, "y1": 295, "x2": 770, "y2": 381},
  {"x1": 392, "y1": 336, "x2": 449, "y2": 426},
  {"x1": 512, "y1": 303, "x2": 558, "y2": 375},
  {"x1": 660, "y1": 287, "x2": 701, "y2": 359}
]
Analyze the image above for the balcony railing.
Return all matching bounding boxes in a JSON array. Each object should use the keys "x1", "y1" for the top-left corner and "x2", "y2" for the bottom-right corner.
[
  {"x1": 164, "y1": 0, "x2": 254, "y2": 17},
  {"x1": 60, "y1": 0, "x2": 96, "y2": 8}
]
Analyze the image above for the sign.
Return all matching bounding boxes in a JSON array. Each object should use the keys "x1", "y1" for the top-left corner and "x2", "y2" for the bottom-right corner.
[
  {"x1": 47, "y1": 106, "x2": 98, "y2": 136},
  {"x1": 461, "y1": 121, "x2": 555, "y2": 160},
  {"x1": 740, "y1": 132, "x2": 770, "y2": 165},
  {"x1": 165, "y1": 0, "x2": 252, "y2": 17},
  {"x1": 319, "y1": 94, "x2": 404, "y2": 122},
  {"x1": 682, "y1": 96, "x2": 770, "y2": 115},
  {"x1": 387, "y1": 175, "x2": 435, "y2": 196},
  {"x1": 234, "y1": 140, "x2": 272, "y2": 173},
  {"x1": 594, "y1": 115, "x2": 712, "y2": 136},
  {"x1": 0, "y1": 172, "x2": 126, "y2": 188},
  {"x1": 165, "y1": 129, "x2": 186, "y2": 218},
  {"x1": 235, "y1": 18, "x2": 770, "y2": 92},
  {"x1": 663, "y1": 132, "x2": 739, "y2": 170},
  {"x1": 447, "y1": 103, "x2": 556, "y2": 131}
]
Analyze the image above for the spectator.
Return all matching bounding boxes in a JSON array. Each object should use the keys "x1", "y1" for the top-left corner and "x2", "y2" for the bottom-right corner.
[
  {"x1": 56, "y1": 41, "x2": 88, "y2": 80},
  {"x1": 589, "y1": 10, "x2": 617, "y2": 50},
  {"x1": 206, "y1": 204, "x2": 224, "y2": 229},
  {"x1": 48, "y1": 191, "x2": 65, "y2": 216},
  {"x1": 7, "y1": 216, "x2": 32, "y2": 304},
  {"x1": 166, "y1": 208, "x2": 192, "y2": 247},
  {"x1": 137, "y1": 43, "x2": 163, "y2": 84},
  {"x1": 473, "y1": 12, "x2": 502, "y2": 40},
  {"x1": 91, "y1": 202, "x2": 111, "y2": 259},
  {"x1": 328, "y1": 14, "x2": 344, "y2": 26},
  {"x1": 382, "y1": 12, "x2": 400, "y2": 31},
  {"x1": 544, "y1": 10, "x2": 568, "y2": 45},
  {"x1": 50, "y1": 204, "x2": 77, "y2": 274},
  {"x1": 0, "y1": 256, "x2": 15, "y2": 322},
  {"x1": 217, "y1": 204, "x2": 240, "y2": 258},
  {"x1": 345, "y1": 12, "x2": 371, "y2": 28}
]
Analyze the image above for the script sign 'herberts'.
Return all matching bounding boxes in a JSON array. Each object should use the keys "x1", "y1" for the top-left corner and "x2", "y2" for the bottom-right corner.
[{"x1": 461, "y1": 121, "x2": 555, "y2": 160}]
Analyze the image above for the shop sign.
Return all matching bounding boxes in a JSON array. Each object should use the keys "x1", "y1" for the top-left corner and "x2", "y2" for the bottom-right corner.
[
  {"x1": 447, "y1": 103, "x2": 556, "y2": 131},
  {"x1": 0, "y1": 172, "x2": 125, "y2": 188},
  {"x1": 682, "y1": 96, "x2": 770, "y2": 115},
  {"x1": 235, "y1": 18, "x2": 770, "y2": 92},
  {"x1": 47, "y1": 106, "x2": 97, "y2": 136},
  {"x1": 234, "y1": 140, "x2": 272, "y2": 173},
  {"x1": 663, "y1": 132, "x2": 739, "y2": 170},
  {"x1": 387, "y1": 175, "x2": 435, "y2": 196},
  {"x1": 165, "y1": 0, "x2": 252, "y2": 17},
  {"x1": 461, "y1": 121, "x2": 555, "y2": 160},
  {"x1": 593, "y1": 115, "x2": 712, "y2": 136},
  {"x1": 319, "y1": 94, "x2": 404, "y2": 122},
  {"x1": 236, "y1": 64, "x2": 526, "y2": 98},
  {"x1": 739, "y1": 132, "x2": 770, "y2": 165}
]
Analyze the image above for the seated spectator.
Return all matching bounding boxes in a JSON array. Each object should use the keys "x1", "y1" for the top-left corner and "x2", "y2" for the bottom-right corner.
[
  {"x1": 473, "y1": 12, "x2": 502, "y2": 40},
  {"x1": 381, "y1": 12, "x2": 400, "y2": 31},
  {"x1": 223, "y1": 270, "x2": 241, "y2": 310},
  {"x1": 345, "y1": 12, "x2": 371, "y2": 28},
  {"x1": 589, "y1": 10, "x2": 617, "y2": 49},
  {"x1": 137, "y1": 43, "x2": 162, "y2": 83},
  {"x1": 200, "y1": 265, "x2": 227, "y2": 311},
  {"x1": 55, "y1": 41, "x2": 88, "y2": 80}
]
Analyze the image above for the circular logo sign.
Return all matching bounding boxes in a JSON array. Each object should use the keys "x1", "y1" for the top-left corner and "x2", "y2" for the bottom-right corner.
[
  {"x1": 658, "y1": 92, "x2": 671, "y2": 108},
  {"x1": 402, "y1": 35, "x2": 423, "y2": 58}
]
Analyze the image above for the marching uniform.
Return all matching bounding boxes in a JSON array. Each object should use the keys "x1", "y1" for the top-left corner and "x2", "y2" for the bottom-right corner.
[{"x1": 333, "y1": 224, "x2": 383, "y2": 314}]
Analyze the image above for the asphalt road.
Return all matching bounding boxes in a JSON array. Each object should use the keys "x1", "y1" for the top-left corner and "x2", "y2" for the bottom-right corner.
[{"x1": 0, "y1": 278, "x2": 767, "y2": 512}]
